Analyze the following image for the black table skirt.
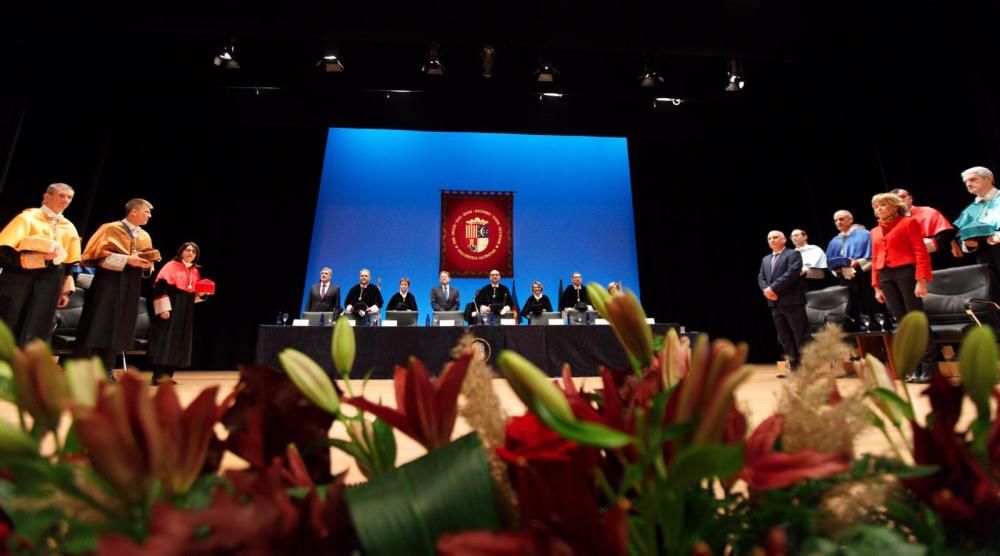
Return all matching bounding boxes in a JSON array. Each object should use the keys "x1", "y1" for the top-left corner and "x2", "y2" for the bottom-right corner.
[{"x1": 256, "y1": 323, "x2": 679, "y2": 378}]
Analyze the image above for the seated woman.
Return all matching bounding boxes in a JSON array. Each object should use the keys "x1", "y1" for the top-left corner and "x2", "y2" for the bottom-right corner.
[
  {"x1": 386, "y1": 277, "x2": 418, "y2": 311},
  {"x1": 520, "y1": 280, "x2": 553, "y2": 323},
  {"x1": 607, "y1": 282, "x2": 621, "y2": 295},
  {"x1": 148, "y1": 242, "x2": 212, "y2": 386}
]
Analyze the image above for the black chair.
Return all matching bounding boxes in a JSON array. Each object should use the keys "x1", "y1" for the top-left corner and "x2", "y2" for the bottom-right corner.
[
  {"x1": 924, "y1": 263, "x2": 998, "y2": 345},
  {"x1": 804, "y1": 285, "x2": 850, "y2": 331},
  {"x1": 51, "y1": 287, "x2": 86, "y2": 352}
]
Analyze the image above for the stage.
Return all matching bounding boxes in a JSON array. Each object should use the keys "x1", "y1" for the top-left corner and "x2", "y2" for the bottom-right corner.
[{"x1": 255, "y1": 323, "x2": 681, "y2": 378}]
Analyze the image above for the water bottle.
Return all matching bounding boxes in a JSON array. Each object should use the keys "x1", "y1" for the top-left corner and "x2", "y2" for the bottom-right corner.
[
  {"x1": 318, "y1": 313, "x2": 325, "y2": 327},
  {"x1": 275, "y1": 311, "x2": 284, "y2": 325}
]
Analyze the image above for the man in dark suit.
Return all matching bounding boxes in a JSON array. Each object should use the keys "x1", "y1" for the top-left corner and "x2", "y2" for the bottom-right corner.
[
  {"x1": 758, "y1": 230, "x2": 811, "y2": 372},
  {"x1": 430, "y1": 270, "x2": 460, "y2": 311},
  {"x1": 306, "y1": 266, "x2": 341, "y2": 313},
  {"x1": 475, "y1": 269, "x2": 512, "y2": 324}
]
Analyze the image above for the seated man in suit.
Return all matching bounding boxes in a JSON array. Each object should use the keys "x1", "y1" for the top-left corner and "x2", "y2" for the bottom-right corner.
[
  {"x1": 758, "y1": 230, "x2": 810, "y2": 374},
  {"x1": 306, "y1": 266, "x2": 341, "y2": 313},
  {"x1": 475, "y1": 269, "x2": 512, "y2": 324},
  {"x1": 344, "y1": 268, "x2": 383, "y2": 325},
  {"x1": 430, "y1": 270, "x2": 460, "y2": 311}
]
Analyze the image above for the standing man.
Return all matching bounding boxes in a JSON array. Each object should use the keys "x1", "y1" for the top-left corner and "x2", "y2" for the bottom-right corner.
[
  {"x1": 430, "y1": 270, "x2": 460, "y2": 311},
  {"x1": 558, "y1": 272, "x2": 592, "y2": 312},
  {"x1": 891, "y1": 187, "x2": 960, "y2": 266},
  {"x1": 825, "y1": 210, "x2": 875, "y2": 327},
  {"x1": 475, "y1": 269, "x2": 512, "y2": 324},
  {"x1": 0, "y1": 183, "x2": 82, "y2": 345},
  {"x1": 76, "y1": 199, "x2": 159, "y2": 378},
  {"x1": 758, "y1": 230, "x2": 810, "y2": 373},
  {"x1": 953, "y1": 167, "x2": 1000, "y2": 300},
  {"x1": 790, "y1": 229, "x2": 829, "y2": 291},
  {"x1": 344, "y1": 268, "x2": 383, "y2": 325},
  {"x1": 306, "y1": 266, "x2": 340, "y2": 313}
]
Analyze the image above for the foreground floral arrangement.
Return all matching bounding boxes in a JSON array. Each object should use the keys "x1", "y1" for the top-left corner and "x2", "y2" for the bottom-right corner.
[{"x1": 0, "y1": 283, "x2": 997, "y2": 554}]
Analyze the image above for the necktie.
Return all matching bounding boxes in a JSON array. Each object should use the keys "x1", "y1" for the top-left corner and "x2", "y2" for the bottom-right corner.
[
  {"x1": 444, "y1": 286, "x2": 449, "y2": 298},
  {"x1": 771, "y1": 253, "x2": 779, "y2": 274},
  {"x1": 321, "y1": 284, "x2": 327, "y2": 297}
]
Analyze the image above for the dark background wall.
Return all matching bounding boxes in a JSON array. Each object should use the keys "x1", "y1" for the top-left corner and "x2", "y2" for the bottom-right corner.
[{"x1": 1, "y1": 3, "x2": 998, "y2": 368}]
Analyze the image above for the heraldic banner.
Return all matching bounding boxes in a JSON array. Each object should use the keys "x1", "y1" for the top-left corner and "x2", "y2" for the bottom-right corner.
[{"x1": 440, "y1": 190, "x2": 514, "y2": 277}]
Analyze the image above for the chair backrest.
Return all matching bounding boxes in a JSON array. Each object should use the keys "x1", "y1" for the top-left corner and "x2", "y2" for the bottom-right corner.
[
  {"x1": 924, "y1": 264, "x2": 992, "y2": 325},
  {"x1": 53, "y1": 287, "x2": 86, "y2": 334},
  {"x1": 134, "y1": 297, "x2": 150, "y2": 340},
  {"x1": 385, "y1": 310, "x2": 418, "y2": 326},
  {"x1": 529, "y1": 311, "x2": 563, "y2": 325},
  {"x1": 804, "y1": 285, "x2": 850, "y2": 331}
]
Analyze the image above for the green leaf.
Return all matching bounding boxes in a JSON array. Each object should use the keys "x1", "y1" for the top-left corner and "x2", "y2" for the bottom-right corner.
[
  {"x1": 836, "y1": 524, "x2": 927, "y2": 555},
  {"x1": 656, "y1": 486, "x2": 684, "y2": 551},
  {"x1": 667, "y1": 443, "x2": 743, "y2": 487},
  {"x1": 326, "y1": 438, "x2": 377, "y2": 477},
  {"x1": 62, "y1": 422, "x2": 84, "y2": 456},
  {"x1": 345, "y1": 432, "x2": 502, "y2": 556},
  {"x1": 959, "y1": 325, "x2": 997, "y2": 425},
  {"x1": 535, "y1": 403, "x2": 634, "y2": 449},
  {"x1": 372, "y1": 418, "x2": 398, "y2": 472},
  {"x1": 0, "y1": 362, "x2": 15, "y2": 403},
  {"x1": 871, "y1": 387, "x2": 916, "y2": 421},
  {"x1": 0, "y1": 319, "x2": 15, "y2": 363}
]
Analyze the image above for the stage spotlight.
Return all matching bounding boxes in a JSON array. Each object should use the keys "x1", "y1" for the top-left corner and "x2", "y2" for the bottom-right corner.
[
  {"x1": 726, "y1": 59, "x2": 745, "y2": 92},
  {"x1": 213, "y1": 40, "x2": 240, "y2": 69},
  {"x1": 480, "y1": 45, "x2": 496, "y2": 79},
  {"x1": 639, "y1": 68, "x2": 664, "y2": 88},
  {"x1": 422, "y1": 45, "x2": 445, "y2": 76},
  {"x1": 318, "y1": 49, "x2": 345, "y2": 73},
  {"x1": 534, "y1": 61, "x2": 558, "y2": 83}
]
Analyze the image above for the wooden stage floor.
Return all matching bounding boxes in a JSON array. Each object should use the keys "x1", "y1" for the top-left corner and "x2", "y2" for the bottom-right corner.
[{"x1": 1, "y1": 365, "x2": 967, "y2": 484}]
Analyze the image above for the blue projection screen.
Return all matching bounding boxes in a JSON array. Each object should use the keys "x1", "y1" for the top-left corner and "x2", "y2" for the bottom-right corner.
[{"x1": 304, "y1": 128, "x2": 640, "y2": 324}]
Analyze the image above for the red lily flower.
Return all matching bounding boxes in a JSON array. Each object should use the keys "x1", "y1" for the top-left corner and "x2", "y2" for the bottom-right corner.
[
  {"x1": 72, "y1": 372, "x2": 224, "y2": 502},
  {"x1": 72, "y1": 372, "x2": 163, "y2": 504},
  {"x1": 497, "y1": 413, "x2": 579, "y2": 465},
  {"x1": 346, "y1": 351, "x2": 473, "y2": 451},
  {"x1": 740, "y1": 414, "x2": 850, "y2": 490},
  {"x1": 903, "y1": 375, "x2": 1000, "y2": 535}
]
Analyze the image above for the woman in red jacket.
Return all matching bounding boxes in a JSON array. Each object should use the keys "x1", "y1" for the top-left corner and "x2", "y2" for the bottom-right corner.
[{"x1": 870, "y1": 192, "x2": 938, "y2": 383}]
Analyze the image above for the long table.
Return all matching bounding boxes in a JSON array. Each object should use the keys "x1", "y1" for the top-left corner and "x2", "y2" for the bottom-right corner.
[{"x1": 256, "y1": 324, "x2": 679, "y2": 378}]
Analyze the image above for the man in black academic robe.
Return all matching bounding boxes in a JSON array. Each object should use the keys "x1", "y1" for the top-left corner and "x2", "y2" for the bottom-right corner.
[
  {"x1": 344, "y1": 268, "x2": 384, "y2": 325},
  {"x1": 474, "y1": 269, "x2": 512, "y2": 324},
  {"x1": 558, "y1": 271, "x2": 592, "y2": 311}
]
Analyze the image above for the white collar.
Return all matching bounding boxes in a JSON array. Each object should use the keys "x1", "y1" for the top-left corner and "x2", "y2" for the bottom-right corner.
[
  {"x1": 976, "y1": 188, "x2": 999, "y2": 203},
  {"x1": 534, "y1": 293, "x2": 543, "y2": 299},
  {"x1": 121, "y1": 219, "x2": 140, "y2": 233},
  {"x1": 40, "y1": 205, "x2": 63, "y2": 222}
]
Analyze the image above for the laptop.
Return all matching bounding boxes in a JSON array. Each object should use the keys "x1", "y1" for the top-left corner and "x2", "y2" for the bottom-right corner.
[
  {"x1": 301, "y1": 311, "x2": 336, "y2": 326},
  {"x1": 385, "y1": 310, "x2": 419, "y2": 327},
  {"x1": 432, "y1": 311, "x2": 465, "y2": 326},
  {"x1": 529, "y1": 311, "x2": 563, "y2": 325},
  {"x1": 567, "y1": 310, "x2": 600, "y2": 325}
]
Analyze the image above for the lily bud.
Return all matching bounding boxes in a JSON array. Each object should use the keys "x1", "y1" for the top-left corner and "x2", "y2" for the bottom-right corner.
[
  {"x1": 497, "y1": 350, "x2": 574, "y2": 422},
  {"x1": 0, "y1": 320, "x2": 14, "y2": 363},
  {"x1": 12, "y1": 340, "x2": 68, "y2": 431},
  {"x1": 0, "y1": 418, "x2": 36, "y2": 456},
  {"x1": 604, "y1": 290, "x2": 654, "y2": 368},
  {"x1": 64, "y1": 357, "x2": 106, "y2": 408},
  {"x1": 331, "y1": 315, "x2": 356, "y2": 377},
  {"x1": 586, "y1": 282, "x2": 611, "y2": 318},
  {"x1": 279, "y1": 348, "x2": 340, "y2": 415},
  {"x1": 958, "y1": 325, "x2": 997, "y2": 422},
  {"x1": 892, "y1": 311, "x2": 928, "y2": 379}
]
